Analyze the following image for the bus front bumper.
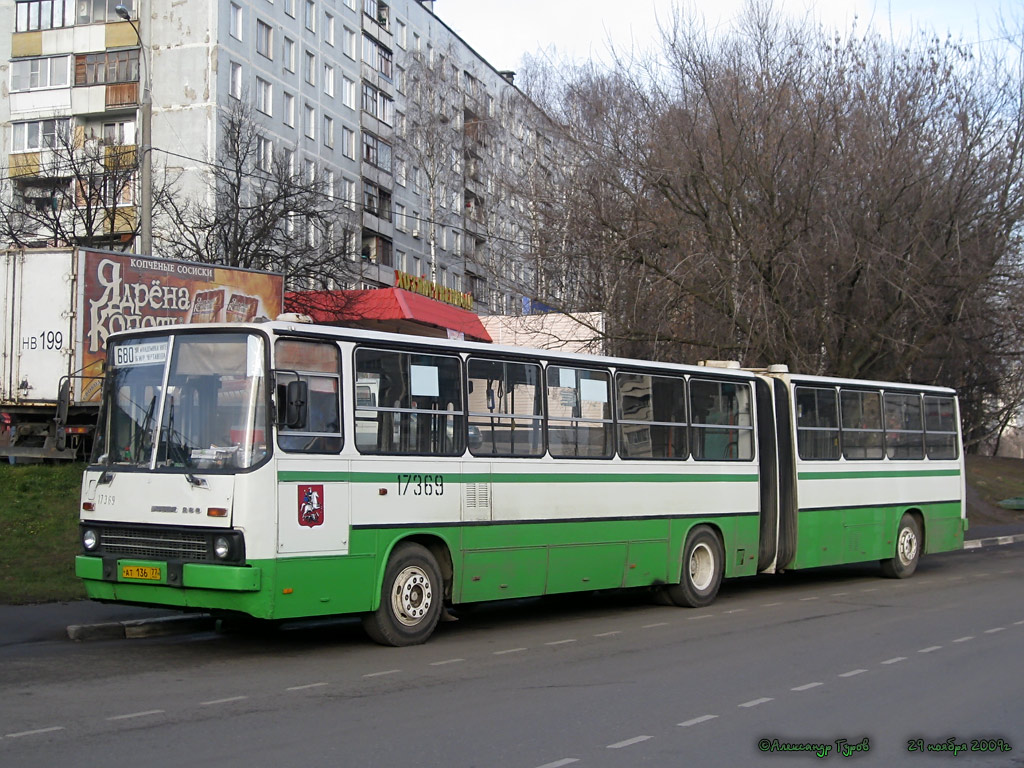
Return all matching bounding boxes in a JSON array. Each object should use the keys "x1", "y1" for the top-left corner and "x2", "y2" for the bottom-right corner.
[{"x1": 76, "y1": 556, "x2": 261, "y2": 592}]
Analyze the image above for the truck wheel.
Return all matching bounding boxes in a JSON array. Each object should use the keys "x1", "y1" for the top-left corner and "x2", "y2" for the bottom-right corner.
[
  {"x1": 881, "y1": 514, "x2": 921, "y2": 578},
  {"x1": 363, "y1": 542, "x2": 443, "y2": 646},
  {"x1": 661, "y1": 525, "x2": 724, "y2": 608}
]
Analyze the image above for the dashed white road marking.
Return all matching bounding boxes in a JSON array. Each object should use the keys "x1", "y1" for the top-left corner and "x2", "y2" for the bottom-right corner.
[
  {"x1": 953, "y1": 637, "x2": 974, "y2": 643},
  {"x1": 799, "y1": 596, "x2": 819, "y2": 602},
  {"x1": 545, "y1": 639, "x2": 577, "y2": 646},
  {"x1": 429, "y1": 658, "x2": 465, "y2": 666},
  {"x1": 107, "y1": 710, "x2": 164, "y2": 721},
  {"x1": 5, "y1": 726, "x2": 64, "y2": 738},
  {"x1": 688, "y1": 614, "x2": 713, "y2": 620},
  {"x1": 494, "y1": 647, "x2": 527, "y2": 655},
  {"x1": 792, "y1": 682, "x2": 823, "y2": 691},
  {"x1": 594, "y1": 631, "x2": 620, "y2": 637},
  {"x1": 762, "y1": 601, "x2": 784, "y2": 607},
  {"x1": 535, "y1": 759, "x2": 579, "y2": 768},
  {"x1": 839, "y1": 669, "x2": 867, "y2": 678},
  {"x1": 881, "y1": 657, "x2": 907, "y2": 665},
  {"x1": 1014, "y1": 620, "x2": 1024, "y2": 626},
  {"x1": 200, "y1": 696, "x2": 248, "y2": 706},
  {"x1": 642, "y1": 622, "x2": 669, "y2": 628},
  {"x1": 830, "y1": 593, "x2": 849, "y2": 597},
  {"x1": 679, "y1": 715, "x2": 718, "y2": 727},
  {"x1": 286, "y1": 682, "x2": 328, "y2": 691},
  {"x1": 984, "y1": 627, "x2": 1006, "y2": 634},
  {"x1": 607, "y1": 735, "x2": 652, "y2": 749},
  {"x1": 860, "y1": 588, "x2": 879, "y2": 593},
  {"x1": 919, "y1": 646, "x2": 942, "y2": 654},
  {"x1": 739, "y1": 697, "x2": 773, "y2": 708},
  {"x1": 725, "y1": 609, "x2": 747, "y2": 614},
  {"x1": 363, "y1": 669, "x2": 401, "y2": 678}
]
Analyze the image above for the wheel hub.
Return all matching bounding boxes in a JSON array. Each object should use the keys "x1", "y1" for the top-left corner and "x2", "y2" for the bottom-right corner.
[{"x1": 391, "y1": 565, "x2": 433, "y2": 626}]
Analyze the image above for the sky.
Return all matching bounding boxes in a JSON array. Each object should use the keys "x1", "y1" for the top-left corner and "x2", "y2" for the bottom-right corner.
[{"x1": 430, "y1": 0, "x2": 1017, "y2": 72}]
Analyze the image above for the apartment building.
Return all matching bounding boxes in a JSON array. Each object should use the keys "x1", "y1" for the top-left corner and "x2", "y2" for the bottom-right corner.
[{"x1": 2, "y1": 0, "x2": 556, "y2": 313}]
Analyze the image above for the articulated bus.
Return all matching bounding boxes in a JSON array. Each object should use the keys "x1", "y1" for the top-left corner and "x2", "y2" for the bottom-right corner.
[{"x1": 77, "y1": 321, "x2": 966, "y2": 645}]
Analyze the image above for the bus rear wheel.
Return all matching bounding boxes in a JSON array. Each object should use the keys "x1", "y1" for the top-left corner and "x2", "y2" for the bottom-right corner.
[
  {"x1": 363, "y1": 542, "x2": 443, "y2": 646},
  {"x1": 881, "y1": 513, "x2": 921, "y2": 578},
  {"x1": 662, "y1": 525, "x2": 724, "y2": 608}
]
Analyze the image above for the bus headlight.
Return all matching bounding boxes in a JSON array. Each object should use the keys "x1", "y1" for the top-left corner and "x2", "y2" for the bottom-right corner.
[
  {"x1": 214, "y1": 536, "x2": 231, "y2": 560},
  {"x1": 82, "y1": 528, "x2": 99, "y2": 551}
]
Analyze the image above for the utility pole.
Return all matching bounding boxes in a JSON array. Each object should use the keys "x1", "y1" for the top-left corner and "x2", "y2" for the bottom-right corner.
[{"x1": 116, "y1": 4, "x2": 152, "y2": 256}]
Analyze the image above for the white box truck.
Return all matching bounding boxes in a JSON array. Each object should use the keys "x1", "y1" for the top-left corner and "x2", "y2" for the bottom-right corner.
[{"x1": 1, "y1": 248, "x2": 283, "y2": 460}]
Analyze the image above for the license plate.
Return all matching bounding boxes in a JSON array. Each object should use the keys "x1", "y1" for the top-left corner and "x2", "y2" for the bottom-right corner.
[{"x1": 121, "y1": 565, "x2": 162, "y2": 581}]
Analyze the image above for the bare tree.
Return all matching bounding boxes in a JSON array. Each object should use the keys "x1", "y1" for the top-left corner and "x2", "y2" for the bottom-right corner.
[
  {"x1": 398, "y1": 45, "x2": 475, "y2": 283},
  {"x1": 157, "y1": 100, "x2": 360, "y2": 290},
  {"x1": 519, "y1": 2, "x2": 1024, "y2": 446},
  {"x1": 0, "y1": 120, "x2": 172, "y2": 250}
]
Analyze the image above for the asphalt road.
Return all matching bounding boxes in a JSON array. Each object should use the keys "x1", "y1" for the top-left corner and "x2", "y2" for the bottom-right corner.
[{"x1": 2, "y1": 544, "x2": 1022, "y2": 768}]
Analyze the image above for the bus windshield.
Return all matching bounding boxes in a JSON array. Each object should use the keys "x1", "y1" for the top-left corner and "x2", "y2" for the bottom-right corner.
[{"x1": 91, "y1": 332, "x2": 268, "y2": 471}]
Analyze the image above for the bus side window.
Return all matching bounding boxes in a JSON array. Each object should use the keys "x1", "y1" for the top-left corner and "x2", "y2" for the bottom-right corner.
[
  {"x1": 275, "y1": 340, "x2": 343, "y2": 453},
  {"x1": 794, "y1": 386, "x2": 839, "y2": 460},
  {"x1": 690, "y1": 379, "x2": 753, "y2": 461}
]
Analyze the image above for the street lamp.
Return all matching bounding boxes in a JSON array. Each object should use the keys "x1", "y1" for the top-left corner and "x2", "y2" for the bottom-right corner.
[{"x1": 115, "y1": 4, "x2": 152, "y2": 256}]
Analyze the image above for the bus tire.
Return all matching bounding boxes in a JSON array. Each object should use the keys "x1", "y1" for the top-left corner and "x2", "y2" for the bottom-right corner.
[
  {"x1": 662, "y1": 525, "x2": 724, "y2": 608},
  {"x1": 881, "y1": 513, "x2": 921, "y2": 579},
  {"x1": 363, "y1": 542, "x2": 443, "y2": 646}
]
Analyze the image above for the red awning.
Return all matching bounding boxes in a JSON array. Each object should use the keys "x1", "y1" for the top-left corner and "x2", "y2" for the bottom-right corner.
[{"x1": 286, "y1": 288, "x2": 492, "y2": 342}]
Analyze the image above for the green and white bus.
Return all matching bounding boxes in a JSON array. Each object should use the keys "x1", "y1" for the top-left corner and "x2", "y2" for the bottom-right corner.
[{"x1": 77, "y1": 321, "x2": 966, "y2": 645}]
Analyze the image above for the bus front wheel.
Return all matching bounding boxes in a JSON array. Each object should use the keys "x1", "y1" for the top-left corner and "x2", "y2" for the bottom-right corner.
[
  {"x1": 881, "y1": 514, "x2": 921, "y2": 579},
  {"x1": 662, "y1": 525, "x2": 724, "y2": 608},
  {"x1": 363, "y1": 542, "x2": 443, "y2": 646}
]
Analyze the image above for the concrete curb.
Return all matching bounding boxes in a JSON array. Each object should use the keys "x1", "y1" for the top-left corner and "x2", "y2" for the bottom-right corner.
[
  {"x1": 963, "y1": 533, "x2": 1024, "y2": 551},
  {"x1": 67, "y1": 614, "x2": 214, "y2": 642}
]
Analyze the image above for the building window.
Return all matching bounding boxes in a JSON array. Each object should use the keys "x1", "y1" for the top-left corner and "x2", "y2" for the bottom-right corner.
[
  {"x1": 361, "y1": 132, "x2": 392, "y2": 172},
  {"x1": 395, "y1": 203, "x2": 406, "y2": 231},
  {"x1": 361, "y1": 82, "x2": 393, "y2": 125},
  {"x1": 229, "y1": 61, "x2": 242, "y2": 99},
  {"x1": 362, "y1": 34, "x2": 392, "y2": 80},
  {"x1": 304, "y1": 105, "x2": 316, "y2": 139},
  {"x1": 342, "y1": 126, "x2": 355, "y2": 159},
  {"x1": 343, "y1": 178, "x2": 356, "y2": 210},
  {"x1": 395, "y1": 19, "x2": 406, "y2": 49},
  {"x1": 341, "y1": 76, "x2": 356, "y2": 109},
  {"x1": 325, "y1": 169, "x2": 335, "y2": 198},
  {"x1": 15, "y1": 0, "x2": 73, "y2": 31},
  {"x1": 342, "y1": 27, "x2": 356, "y2": 59},
  {"x1": 11, "y1": 118, "x2": 70, "y2": 152},
  {"x1": 230, "y1": 3, "x2": 243, "y2": 39},
  {"x1": 255, "y1": 77, "x2": 272, "y2": 115},
  {"x1": 324, "y1": 12, "x2": 334, "y2": 44},
  {"x1": 257, "y1": 135, "x2": 273, "y2": 171},
  {"x1": 284, "y1": 0, "x2": 296, "y2": 17},
  {"x1": 283, "y1": 37, "x2": 296, "y2": 72},
  {"x1": 395, "y1": 158, "x2": 406, "y2": 186},
  {"x1": 363, "y1": 181, "x2": 392, "y2": 220},
  {"x1": 283, "y1": 91, "x2": 295, "y2": 126},
  {"x1": 74, "y1": 50, "x2": 140, "y2": 86},
  {"x1": 304, "y1": 0, "x2": 316, "y2": 31},
  {"x1": 79, "y1": 0, "x2": 135, "y2": 25},
  {"x1": 323, "y1": 115, "x2": 334, "y2": 148},
  {"x1": 343, "y1": 0, "x2": 355, "y2": 9},
  {"x1": 11, "y1": 56, "x2": 70, "y2": 92},
  {"x1": 257, "y1": 19, "x2": 273, "y2": 58},
  {"x1": 101, "y1": 120, "x2": 135, "y2": 145},
  {"x1": 304, "y1": 51, "x2": 316, "y2": 85},
  {"x1": 323, "y1": 64, "x2": 334, "y2": 96}
]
